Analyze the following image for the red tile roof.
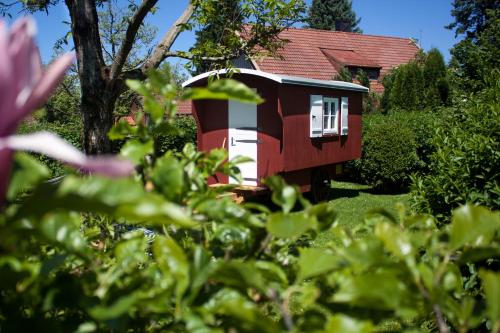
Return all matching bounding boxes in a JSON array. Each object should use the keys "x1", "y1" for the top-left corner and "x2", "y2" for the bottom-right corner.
[
  {"x1": 321, "y1": 48, "x2": 381, "y2": 69},
  {"x1": 177, "y1": 99, "x2": 192, "y2": 115},
  {"x1": 253, "y1": 27, "x2": 420, "y2": 93}
]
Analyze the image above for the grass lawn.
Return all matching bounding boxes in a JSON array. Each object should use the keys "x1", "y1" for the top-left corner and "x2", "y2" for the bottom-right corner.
[
  {"x1": 327, "y1": 180, "x2": 410, "y2": 227},
  {"x1": 314, "y1": 180, "x2": 410, "y2": 247}
]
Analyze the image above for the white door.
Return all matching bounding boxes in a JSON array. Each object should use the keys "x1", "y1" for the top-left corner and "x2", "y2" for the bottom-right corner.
[{"x1": 228, "y1": 99, "x2": 258, "y2": 186}]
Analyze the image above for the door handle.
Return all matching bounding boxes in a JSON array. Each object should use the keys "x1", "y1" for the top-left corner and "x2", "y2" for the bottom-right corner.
[{"x1": 233, "y1": 138, "x2": 263, "y2": 144}]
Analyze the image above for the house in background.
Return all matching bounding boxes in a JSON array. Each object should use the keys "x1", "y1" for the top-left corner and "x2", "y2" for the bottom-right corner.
[
  {"x1": 177, "y1": 28, "x2": 420, "y2": 199},
  {"x1": 235, "y1": 27, "x2": 420, "y2": 94}
]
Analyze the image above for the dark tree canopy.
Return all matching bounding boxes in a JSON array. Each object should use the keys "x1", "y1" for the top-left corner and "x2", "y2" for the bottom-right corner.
[
  {"x1": 307, "y1": 0, "x2": 361, "y2": 33},
  {"x1": 191, "y1": 0, "x2": 242, "y2": 75},
  {"x1": 447, "y1": 0, "x2": 500, "y2": 91},
  {"x1": 446, "y1": 0, "x2": 500, "y2": 40}
]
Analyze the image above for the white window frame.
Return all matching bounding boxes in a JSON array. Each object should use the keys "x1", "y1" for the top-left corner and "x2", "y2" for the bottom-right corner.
[
  {"x1": 341, "y1": 97, "x2": 348, "y2": 135},
  {"x1": 322, "y1": 97, "x2": 339, "y2": 135}
]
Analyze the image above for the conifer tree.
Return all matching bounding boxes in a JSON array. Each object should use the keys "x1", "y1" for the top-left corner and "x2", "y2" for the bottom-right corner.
[
  {"x1": 307, "y1": 0, "x2": 362, "y2": 32},
  {"x1": 333, "y1": 66, "x2": 353, "y2": 82},
  {"x1": 423, "y1": 48, "x2": 449, "y2": 106},
  {"x1": 356, "y1": 69, "x2": 370, "y2": 88},
  {"x1": 389, "y1": 62, "x2": 425, "y2": 110}
]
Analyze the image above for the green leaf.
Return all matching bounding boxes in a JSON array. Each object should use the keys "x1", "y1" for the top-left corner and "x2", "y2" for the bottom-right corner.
[
  {"x1": 211, "y1": 261, "x2": 267, "y2": 293},
  {"x1": 325, "y1": 314, "x2": 374, "y2": 333},
  {"x1": 449, "y1": 205, "x2": 500, "y2": 250},
  {"x1": 264, "y1": 176, "x2": 299, "y2": 213},
  {"x1": 266, "y1": 212, "x2": 316, "y2": 239},
  {"x1": 115, "y1": 194, "x2": 197, "y2": 228},
  {"x1": 307, "y1": 202, "x2": 337, "y2": 231},
  {"x1": 14, "y1": 176, "x2": 196, "y2": 228},
  {"x1": 7, "y1": 152, "x2": 50, "y2": 200},
  {"x1": 74, "y1": 322, "x2": 97, "y2": 333},
  {"x1": 108, "y1": 119, "x2": 137, "y2": 140},
  {"x1": 151, "y1": 153, "x2": 185, "y2": 202},
  {"x1": 144, "y1": 97, "x2": 165, "y2": 123},
  {"x1": 201, "y1": 288, "x2": 279, "y2": 333},
  {"x1": 89, "y1": 293, "x2": 141, "y2": 320},
  {"x1": 153, "y1": 236, "x2": 190, "y2": 309},
  {"x1": 182, "y1": 79, "x2": 264, "y2": 104},
  {"x1": 126, "y1": 79, "x2": 152, "y2": 98},
  {"x1": 480, "y1": 270, "x2": 500, "y2": 329},
  {"x1": 39, "y1": 212, "x2": 86, "y2": 253},
  {"x1": 254, "y1": 261, "x2": 289, "y2": 289},
  {"x1": 375, "y1": 222, "x2": 413, "y2": 259},
  {"x1": 298, "y1": 248, "x2": 340, "y2": 280},
  {"x1": 120, "y1": 139, "x2": 153, "y2": 164},
  {"x1": 332, "y1": 271, "x2": 414, "y2": 311}
]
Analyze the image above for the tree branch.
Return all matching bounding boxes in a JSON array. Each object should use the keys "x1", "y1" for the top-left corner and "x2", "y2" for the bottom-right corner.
[
  {"x1": 109, "y1": 0, "x2": 158, "y2": 80},
  {"x1": 163, "y1": 50, "x2": 242, "y2": 62},
  {"x1": 141, "y1": 3, "x2": 195, "y2": 73}
]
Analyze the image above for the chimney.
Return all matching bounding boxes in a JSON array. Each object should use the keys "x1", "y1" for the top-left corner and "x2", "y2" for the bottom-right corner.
[{"x1": 335, "y1": 20, "x2": 351, "y2": 32}]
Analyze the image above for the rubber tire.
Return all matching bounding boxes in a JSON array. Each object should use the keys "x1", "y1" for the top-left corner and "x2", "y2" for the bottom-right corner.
[{"x1": 311, "y1": 168, "x2": 331, "y2": 203}]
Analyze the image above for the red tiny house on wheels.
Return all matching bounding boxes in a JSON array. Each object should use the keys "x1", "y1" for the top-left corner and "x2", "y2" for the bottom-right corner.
[{"x1": 183, "y1": 69, "x2": 368, "y2": 201}]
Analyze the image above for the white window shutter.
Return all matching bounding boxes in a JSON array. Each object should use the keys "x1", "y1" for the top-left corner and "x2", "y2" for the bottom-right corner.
[
  {"x1": 310, "y1": 95, "x2": 323, "y2": 137},
  {"x1": 341, "y1": 97, "x2": 349, "y2": 135}
]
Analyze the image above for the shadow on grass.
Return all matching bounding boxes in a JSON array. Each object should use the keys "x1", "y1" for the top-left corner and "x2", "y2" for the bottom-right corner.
[
  {"x1": 328, "y1": 183, "x2": 410, "y2": 201},
  {"x1": 328, "y1": 187, "x2": 363, "y2": 200}
]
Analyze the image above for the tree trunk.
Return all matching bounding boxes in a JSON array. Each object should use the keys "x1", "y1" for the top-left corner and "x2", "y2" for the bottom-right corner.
[
  {"x1": 65, "y1": 0, "x2": 194, "y2": 154},
  {"x1": 65, "y1": 0, "x2": 115, "y2": 154}
]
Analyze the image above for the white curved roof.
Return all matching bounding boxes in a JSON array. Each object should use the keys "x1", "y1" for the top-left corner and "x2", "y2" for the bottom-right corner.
[{"x1": 182, "y1": 68, "x2": 369, "y2": 93}]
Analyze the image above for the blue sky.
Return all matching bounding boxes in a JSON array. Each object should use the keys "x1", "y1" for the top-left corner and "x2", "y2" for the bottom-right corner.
[{"x1": 5, "y1": 0, "x2": 457, "y2": 70}]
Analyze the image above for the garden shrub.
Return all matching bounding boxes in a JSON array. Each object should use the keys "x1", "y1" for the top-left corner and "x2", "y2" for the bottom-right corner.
[
  {"x1": 362, "y1": 91, "x2": 381, "y2": 113},
  {"x1": 359, "y1": 119, "x2": 419, "y2": 191},
  {"x1": 154, "y1": 115, "x2": 197, "y2": 155},
  {"x1": 410, "y1": 72, "x2": 500, "y2": 218},
  {"x1": 17, "y1": 117, "x2": 82, "y2": 177},
  {"x1": 384, "y1": 109, "x2": 442, "y2": 170}
]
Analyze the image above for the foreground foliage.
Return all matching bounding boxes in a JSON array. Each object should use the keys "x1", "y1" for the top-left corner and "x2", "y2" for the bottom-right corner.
[
  {"x1": 1, "y1": 72, "x2": 499, "y2": 333},
  {"x1": 1, "y1": 156, "x2": 499, "y2": 332}
]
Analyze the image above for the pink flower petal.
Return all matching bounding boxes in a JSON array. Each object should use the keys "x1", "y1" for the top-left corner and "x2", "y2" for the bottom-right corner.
[
  {"x1": 0, "y1": 20, "x2": 14, "y2": 136},
  {"x1": 10, "y1": 52, "x2": 75, "y2": 132},
  {"x1": 8, "y1": 17, "x2": 40, "y2": 96},
  {"x1": 0, "y1": 132, "x2": 135, "y2": 177}
]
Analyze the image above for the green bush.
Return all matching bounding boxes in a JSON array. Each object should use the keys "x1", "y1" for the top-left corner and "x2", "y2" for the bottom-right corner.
[
  {"x1": 359, "y1": 119, "x2": 419, "y2": 191},
  {"x1": 410, "y1": 73, "x2": 500, "y2": 218},
  {"x1": 154, "y1": 115, "x2": 197, "y2": 155},
  {"x1": 362, "y1": 91, "x2": 380, "y2": 113},
  {"x1": 352, "y1": 110, "x2": 440, "y2": 188},
  {"x1": 17, "y1": 117, "x2": 82, "y2": 177},
  {"x1": 384, "y1": 109, "x2": 442, "y2": 169}
]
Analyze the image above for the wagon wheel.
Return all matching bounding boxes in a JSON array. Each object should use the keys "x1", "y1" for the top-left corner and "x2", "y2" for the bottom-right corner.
[{"x1": 311, "y1": 168, "x2": 331, "y2": 203}]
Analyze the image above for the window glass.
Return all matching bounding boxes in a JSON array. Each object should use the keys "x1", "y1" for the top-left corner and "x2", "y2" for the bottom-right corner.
[{"x1": 322, "y1": 97, "x2": 339, "y2": 134}]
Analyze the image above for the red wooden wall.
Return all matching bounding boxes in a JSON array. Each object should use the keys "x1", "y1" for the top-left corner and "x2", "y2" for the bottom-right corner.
[
  {"x1": 190, "y1": 73, "x2": 363, "y2": 187},
  {"x1": 279, "y1": 84, "x2": 362, "y2": 172}
]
